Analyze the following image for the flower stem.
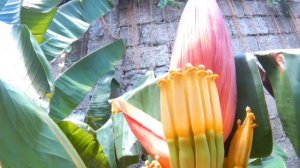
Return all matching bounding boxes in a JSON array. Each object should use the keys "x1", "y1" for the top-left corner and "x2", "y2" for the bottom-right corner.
[
  {"x1": 178, "y1": 137, "x2": 195, "y2": 168},
  {"x1": 167, "y1": 139, "x2": 179, "y2": 168},
  {"x1": 194, "y1": 134, "x2": 210, "y2": 168}
]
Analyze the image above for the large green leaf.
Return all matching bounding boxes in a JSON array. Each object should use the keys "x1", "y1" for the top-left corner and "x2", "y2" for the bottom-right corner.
[
  {"x1": 0, "y1": 0, "x2": 21, "y2": 24},
  {"x1": 0, "y1": 0, "x2": 8, "y2": 11},
  {"x1": 248, "y1": 144, "x2": 287, "y2": 168},
  {"x1": 21, "y1": 7, "x2": 57, "y2": 43},
  {"x1": 0, "y1": 23, "x2": 54, "y2": 104},
  {"x1": 49, "y1": 40, "x2": 125, "y2": 122},
  {"x1": 256, "y1": 49, "x2": 300, "y2": 157},
  {"x1": 0, "y1": 0, "x2": 59, "y2": 43},
  {"x1": 85, "y1": 71, "x2": 119, "y2": 130},
  {"x1": 97, "y1": 119, "x2": 117, "y2": 168},
  {"x1": 41, "y1": 0, "x2": 113, "y2": 61},
  {"x1": 58, "y1": 120, "x2": 111, "y2": 168},
  {"x1": 113, "y1": 71, "x2": 164, "y2": 159},
  {"x1": 22, "y1": 0, "x2": 61, "y2": 12},
  {"x1": 0, "y1": 79, "x2": 86, "y2": 167},
  {"x1": 231, "y1": 53, "x2": 272, "y2": 158}
]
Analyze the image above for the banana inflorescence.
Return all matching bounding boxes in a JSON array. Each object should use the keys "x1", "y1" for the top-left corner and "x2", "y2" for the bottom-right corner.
[
  {"x1": 111, "y1": 63, "x2": 257, "y2": 168},
  {"x1": 158, "y1": 63, "x2": 224, "y2": 168}
]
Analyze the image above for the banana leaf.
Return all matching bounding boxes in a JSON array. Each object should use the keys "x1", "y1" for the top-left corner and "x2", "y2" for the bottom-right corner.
[
  {"x1": 112, "y1": 71, "x2": 164, "y2": 159},
  {"x1": 0, "y1": 23, "x2": 54, "y2": 105},
  {"x1": 58, "y1": 120, "x2": 111, "y2": 168},
  {"x1": 256, "y1": 49, "x2": 300, "y2": 157},
  {"x1": 22, "y1": 0, "x2": 61, "y2": 12},
  {"x1": 0, "y1": 0, "x2": 21, "y2": 23},
  {"x1": 85, "y1": 71, "x2": 120, "y2": 130},
  {"x1": 248, "y1": 144, "x2": 287, "y2": 168},
  {"x1": 232, "y1": 53, "x2": 272, "y2": 158},
  {"x1": 0, "y1": 79, "x2": 86, "y2": 168},
  {"x1": 41, "y1": 0, "x2": 113, "y2": 60},
  {"x1": 49, "y1": 40, "x2": 125, "y2": 122},
  {"x1": 0, "y1": 0, "x2": 58, "y2": 43},
  {"x1": 0, "y1": 0, "x2": 8, "y2": 11},
  {"x1": 97, "y1": 119, "x2": 118, "y2": 168}
]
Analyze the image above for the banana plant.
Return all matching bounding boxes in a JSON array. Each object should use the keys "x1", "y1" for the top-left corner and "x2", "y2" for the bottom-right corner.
[
  {"x1": 0, "y1": 1, "x2": 127, "y2": 167},
  {"x1": 107, "y1": 0, "x2": 300, "y2": 167}
]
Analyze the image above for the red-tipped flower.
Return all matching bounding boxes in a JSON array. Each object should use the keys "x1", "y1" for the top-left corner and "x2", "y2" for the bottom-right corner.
[
  {"x1": 111, "y1": 99, "x2": 170, "y2": 168},
  {"x1": 170, "y1": 0, "x2": 237, "y2": 140}
]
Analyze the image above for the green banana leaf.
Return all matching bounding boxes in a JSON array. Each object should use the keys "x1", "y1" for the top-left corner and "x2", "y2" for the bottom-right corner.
[
  {"x1": 21, "y1": 7, "x2": 57, "y2": 43},
  {"x1": 85, "y1": 71, "x2": 120, "y2": 130},
  {"x1": 248, "y1": 144, "x2": 287, "y2": 168},
  {"x1": 0, "y1": 23, "x2": 54, "y2": 104},
  {"x1": 58, "y1": 120, "x2": 111, "y2": 168},
  {"x1": 0, "y1": 0, "x2": 7, "y2": 10},
  {"x1": 97, "y1": 119, "x2": 118, "y2": 168},
  {"x1": 22, "y1": 0, "x2": 61, "y2": 12},
  {"x1": 0, "y1": 0, "x2": 21, "y2": 23},
  {"x1": 0, "y1": 0, "x2": 58, "y2": 43},
  {"x1": 49, "y1": 40, "x2": 125, "y2": 122},
  {"x1": 97, "y1": 118, "x2": 140, "y2": 168},
  {"x1": 41, "y1": 0, "x2": 113, "y2": 61},
  {"x1": 113, "y1": 71, "x2": 164, "y2": 159},
  {"x1": 256, "y1": 49, "x2": 300, "y2": 157},
  {"x1": 232, "y1": 53, "x2": 272, "y2": 158},
  {"x1": 0, "y1": 79, "x2": 86, "y2": 168}
]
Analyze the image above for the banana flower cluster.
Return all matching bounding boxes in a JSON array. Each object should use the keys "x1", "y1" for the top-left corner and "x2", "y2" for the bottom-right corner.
[
  {"x1": 158, "y1": 64, "x2": 224, "y2": 168},
  {"x1": 111, "y1": 64, "x2": 256, "y2": 168}
]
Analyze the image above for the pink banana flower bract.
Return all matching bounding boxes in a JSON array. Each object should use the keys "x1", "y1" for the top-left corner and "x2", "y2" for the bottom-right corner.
[{"x1": 169, "y1": 0, "x2": 237, "y2": 140}]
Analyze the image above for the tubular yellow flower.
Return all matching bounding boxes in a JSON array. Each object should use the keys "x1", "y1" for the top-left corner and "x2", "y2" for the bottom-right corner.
[
  {"x1": 197, "y1": 66, "x2": 217, "y2": 168},
  {"x1": 227, "y1": 107, "x2": 257, "y2": 168},
  {"x1": 183, "y1": 64, "x2": 210, "y2": 168},
  {"x1": 158, "y1": 78, "x2": 179, "y2": 168},
  {"x1": 207, "y1": 70, "x2": 224, "y2": 168},
  {"x1": 169, "y1": 70, "x2": 195, "y2": 168}
]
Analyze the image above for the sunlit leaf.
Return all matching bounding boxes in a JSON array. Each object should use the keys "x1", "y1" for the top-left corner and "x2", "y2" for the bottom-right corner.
[
  {"x1": 41, "y1": 0, "x2": 113, "y2": 60},
  {"x1": 0, "y1": 23, "x2": 54, "y2": 105},
  {"x1": 0, "y1": 79, "x2": 85, "y2": 167},
  {"x1": 0, "y1": 0, "x2": 8, "y2": 11},
  {"x1": 22, "y1": 0, "x2": 61, "y2": 12},
  {"x1": 0, "y1": 0, "x2": 59, "y2": 43},
  {"x1": 58, "y1": 120, "x2": 111, "y2": 168},
  {"x1": 0, "y1": 0, "x2": 21, "y2": 24},
  {"x1": 49, "y1": 40, "x2": 125, "y2": 122},
  {"x1": 21, "y1": 7, "x2": 57, "y2": 43}
]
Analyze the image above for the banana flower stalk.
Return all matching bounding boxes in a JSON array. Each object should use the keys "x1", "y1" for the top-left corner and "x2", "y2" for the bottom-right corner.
[{"x1": 170, "y1": 0, "x2": 237, "y2": 140}]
